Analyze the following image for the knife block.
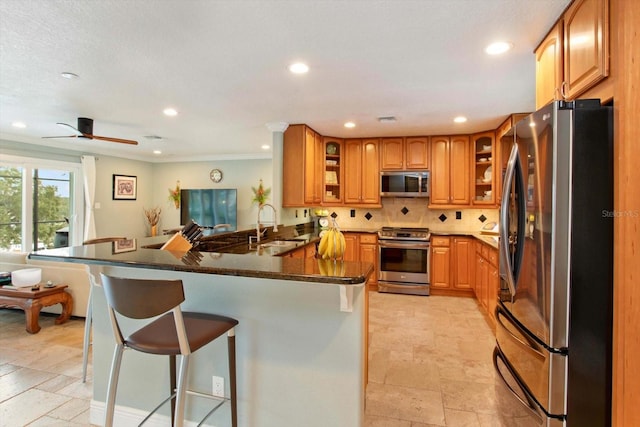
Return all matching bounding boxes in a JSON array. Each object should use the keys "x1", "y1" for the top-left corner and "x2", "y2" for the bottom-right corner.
[{"x1": 160, "y1": 233, "x2": 192, "y2": 253}]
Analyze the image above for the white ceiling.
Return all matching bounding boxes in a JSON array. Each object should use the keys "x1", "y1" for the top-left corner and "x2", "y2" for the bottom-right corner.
[{"x1": 0, "y1": 0, "x2": 570, "y2": 163}]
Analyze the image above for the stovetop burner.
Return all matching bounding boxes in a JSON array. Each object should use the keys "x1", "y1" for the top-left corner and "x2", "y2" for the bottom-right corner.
[{"x1": 378, "y1": 227, "x2": 431, "y2": 241}]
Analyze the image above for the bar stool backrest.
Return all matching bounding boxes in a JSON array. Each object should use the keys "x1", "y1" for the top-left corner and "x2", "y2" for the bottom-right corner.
[
  {"x1": 100, "y1": 275, "x2": 185, "y2": 319},
  {"x1": 83, "y1": 237, "x2": 127, "y2": 245}
]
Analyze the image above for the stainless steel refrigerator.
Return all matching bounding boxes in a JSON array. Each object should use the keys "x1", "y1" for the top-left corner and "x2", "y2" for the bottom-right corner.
[{"x1": 494, "y1": 100, "x2": 613, "y2": 426}]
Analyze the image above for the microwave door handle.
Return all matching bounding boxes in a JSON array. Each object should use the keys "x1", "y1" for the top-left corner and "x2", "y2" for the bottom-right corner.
[{"x1": 500, "y1": 144, "x2": 518, "y2": 297}]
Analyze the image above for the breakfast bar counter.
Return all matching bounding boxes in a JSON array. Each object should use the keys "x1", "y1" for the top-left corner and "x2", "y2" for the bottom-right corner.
[{"x1": 30, "y1": 234, "x2": 371, "y2": 427}]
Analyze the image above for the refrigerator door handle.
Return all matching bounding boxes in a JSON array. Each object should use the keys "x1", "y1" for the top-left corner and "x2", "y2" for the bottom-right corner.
[
  {"x1": 493, "y1": 346, "x2": 545, "y2": 424},
  {"x1": 499, "y1": 144, "x2": 518, "y2": 296}
]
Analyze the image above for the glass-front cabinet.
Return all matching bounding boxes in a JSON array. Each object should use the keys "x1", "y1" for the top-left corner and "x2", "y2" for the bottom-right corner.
[
  {"x1": 322, "y1": 137, "x2": 343, "y2": 205},
  {"x1": 472, "y1": 131, "x2": 496, "y2": 205}
]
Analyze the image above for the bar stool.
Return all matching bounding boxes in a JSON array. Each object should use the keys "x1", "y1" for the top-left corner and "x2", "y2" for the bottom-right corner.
[
  {"x1": 100, "y1": 274, "x2": 238, "y2": 427},
  {"x1": 81, "y1": 237, "x2": 126, "y2": 383}
]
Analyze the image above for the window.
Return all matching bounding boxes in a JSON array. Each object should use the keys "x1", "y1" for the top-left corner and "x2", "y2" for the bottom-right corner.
[{"x1": 0, "y1": 156, "x2": 84, "y2": 252}]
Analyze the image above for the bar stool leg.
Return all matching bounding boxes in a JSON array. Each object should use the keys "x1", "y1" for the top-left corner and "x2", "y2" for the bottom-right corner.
[
  {"x1": 82, "y1": 285, "x2": 93, "y2": 383},
  {"x1": 228, "y1": 329, "x2": 237, "y2": 427},
  {"x1": 105, "y1": 344, "x2": 124, "y2": 427},
  {"x1": 174, "y1": 354, "x2": 190, "y2": 427},
  {"x1": 169, "y1": 355, "x2": 176, "y2": 424}
]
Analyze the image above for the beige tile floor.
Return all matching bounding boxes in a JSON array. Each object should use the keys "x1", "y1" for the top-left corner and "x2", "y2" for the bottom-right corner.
[{"x1": 0, "y1": 291, "x2": 498, "y2": 426}]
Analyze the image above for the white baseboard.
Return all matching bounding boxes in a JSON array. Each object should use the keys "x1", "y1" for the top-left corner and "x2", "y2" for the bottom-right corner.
[{"x1": 90, "y1": 400, "x2": 218, "y2": 427}]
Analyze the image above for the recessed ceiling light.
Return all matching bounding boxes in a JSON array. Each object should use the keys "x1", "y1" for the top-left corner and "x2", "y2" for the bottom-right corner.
[
  {"x1": 60, "y1": 72, "x2": 79, "y2": 79},
  {"x1": 261, "y1": 144, "x2": 270, "y2": 150},
  {"x1": 288, "y1": 62, "x2": 309, "y2": 74},
  {"x1": 344, "y1": 122, "x2": 357, "y2": 128},
  {"x1": 11, "y1": 121, "x2": 26, "y2": 128},
  {"x1": 453, "y1": 116, "x2": 467, "y2": 123},
  {"x1": 163, "y1": 108, "x2": 178, "y2": 117},
  {"x1": 485, "y1": 41, "x2": 513, "y2": 55},
  {"x1": 153, "y1": 150, "x2": 162, "y2": 155}
]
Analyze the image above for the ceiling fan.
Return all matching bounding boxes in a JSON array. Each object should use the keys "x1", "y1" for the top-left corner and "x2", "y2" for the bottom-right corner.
[{"x1": 43, "y1": 117, "x2": 138, "y2": 145}]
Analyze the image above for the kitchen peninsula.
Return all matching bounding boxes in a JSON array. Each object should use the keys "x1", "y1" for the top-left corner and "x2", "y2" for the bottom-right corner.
[{"x1": 30, "y1": 232, "x2": 373, "y2": 427}]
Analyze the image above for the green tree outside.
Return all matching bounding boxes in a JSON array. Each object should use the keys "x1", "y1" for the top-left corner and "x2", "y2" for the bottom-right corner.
[{"x1": 0, "y1": 167, "x2": 70, "y2": 251}]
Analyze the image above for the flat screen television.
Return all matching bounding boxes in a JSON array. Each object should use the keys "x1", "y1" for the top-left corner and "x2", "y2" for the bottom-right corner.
[{"x1": 180, "y1": 189, "x2": 237, "y2": 231}]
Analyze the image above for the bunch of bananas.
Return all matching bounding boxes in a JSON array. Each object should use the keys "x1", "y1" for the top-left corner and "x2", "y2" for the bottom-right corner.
[
  {"x1": 317, "y1": 258, "x2": 346, "y2": 277},
  {"x1": 317, "y1": 226, "x2": 346, "y2": 260}
]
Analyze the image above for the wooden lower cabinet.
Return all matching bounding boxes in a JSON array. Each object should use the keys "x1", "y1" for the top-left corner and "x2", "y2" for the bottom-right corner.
[
  {"x1": 343, "y1": 232, "x2": 377, "y2": 393},
  {"x1": 430, "y1": 238, "x2": 451, "y2": 290},
  {"x1": 343, "y1": 232, "x2": 378, "y2": 290},
  {"x1": 430, "y1": 236, "x2": 474, "y2": 296},
  {"x1": 474, "y1": 240, "x2": 498, "y2": 327},
  {"x1": 430, "y1": 236, "x2": 499, "y2": 326},
  {"x1": 453, "y1": 237, "x2": 473, "y2": 290}
]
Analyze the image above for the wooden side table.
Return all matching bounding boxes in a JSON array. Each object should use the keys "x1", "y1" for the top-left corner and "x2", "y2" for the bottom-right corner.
[{"x1": 0, "y1": 284, "x2": 73, "y2": 334}]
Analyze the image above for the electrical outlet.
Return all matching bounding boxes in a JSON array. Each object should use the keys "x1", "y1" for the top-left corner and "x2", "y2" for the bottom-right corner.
[{"x1": 212, "y1": 375, "x2": 224, "y2": 398}]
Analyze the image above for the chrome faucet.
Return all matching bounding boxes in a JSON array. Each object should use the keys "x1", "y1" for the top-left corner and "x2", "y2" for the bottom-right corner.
[{"x1": 256, "y1": 203, "x2": 278, "y2": 243}]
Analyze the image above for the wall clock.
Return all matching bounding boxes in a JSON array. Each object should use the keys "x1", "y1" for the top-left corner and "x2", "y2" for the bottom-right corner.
[{"x1": 210, "y1": 168, "x2": 223, "y2": 183}]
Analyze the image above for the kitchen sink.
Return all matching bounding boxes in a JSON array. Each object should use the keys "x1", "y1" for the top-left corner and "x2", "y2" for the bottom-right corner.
[{"x1": 259, "y1": 240, "x2": 299, "y2": 248}]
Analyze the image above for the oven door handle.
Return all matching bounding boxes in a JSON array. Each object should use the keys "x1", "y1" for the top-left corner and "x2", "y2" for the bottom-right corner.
[{"x1": 378, "y1": 241, "x2": 430, "y2": 250}]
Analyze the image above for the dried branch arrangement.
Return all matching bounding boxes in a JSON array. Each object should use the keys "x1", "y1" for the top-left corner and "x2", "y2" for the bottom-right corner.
[{"x1": 144, "y1": 206, "x2": 162, "y2": 226}]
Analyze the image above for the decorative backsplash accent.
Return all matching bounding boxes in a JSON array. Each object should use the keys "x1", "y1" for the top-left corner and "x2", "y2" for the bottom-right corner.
[
  {"x1": 300, "y1": 198, "x2": 498, "y2": 232},
  {"x1": 438, "y1": 214, "x2": 447, "y2": 222},
  {"x1": 478, "y1": 214, "x2": 487, "y2": 223}
]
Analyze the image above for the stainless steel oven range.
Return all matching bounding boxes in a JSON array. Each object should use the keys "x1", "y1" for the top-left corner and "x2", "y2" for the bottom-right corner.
[{"x1": 377, "y1": 227, "x2": 431, "y2": 295}]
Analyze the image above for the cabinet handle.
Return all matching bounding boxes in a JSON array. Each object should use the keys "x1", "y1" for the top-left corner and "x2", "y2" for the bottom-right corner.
[{"x1": 560, "y1": 81, "x2": 567, "y2": 100}]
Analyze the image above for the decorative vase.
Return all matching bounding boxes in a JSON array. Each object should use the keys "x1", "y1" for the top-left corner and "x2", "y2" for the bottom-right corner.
[
  {"x1": 151, "y1": 225, "x2": 158, "y2": 237},
  {"x1": 174, "y1": 199, "x2": 180, "y2": 209}
]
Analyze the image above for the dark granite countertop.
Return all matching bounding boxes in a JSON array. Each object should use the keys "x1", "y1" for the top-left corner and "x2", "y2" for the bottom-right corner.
[
  {"x1": 430, "y1": 230, "x2": 499, "y2": 249},
  {"x1": 29, "y1": 232, "x2": 372, "y2": 285}
]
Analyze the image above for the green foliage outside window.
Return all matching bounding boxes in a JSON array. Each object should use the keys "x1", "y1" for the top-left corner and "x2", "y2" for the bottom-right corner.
[{"x1": 0, "y1": 167, "x2": 70, "y2": 251}]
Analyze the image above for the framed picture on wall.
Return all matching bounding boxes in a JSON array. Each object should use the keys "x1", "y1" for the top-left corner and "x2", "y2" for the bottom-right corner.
[
  {"x1": 113, "y1": 174, "x2": 137, "y2": 200},
  {"x1": 112, "y1": 238, "x2": 137, "y2": 254}
]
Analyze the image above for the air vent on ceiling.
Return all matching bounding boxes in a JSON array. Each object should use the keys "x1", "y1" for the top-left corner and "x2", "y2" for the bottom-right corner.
[{"x1": 378, "y1": 116, "x2": 397, "y2": 123}]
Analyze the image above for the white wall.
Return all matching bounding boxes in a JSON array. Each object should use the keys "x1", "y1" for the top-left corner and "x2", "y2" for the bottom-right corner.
[
  {"x1": 93, "y1": 156, "x2": 154, "y2": 238},
  {"x1": 151, "y1": 159, "x2": 275, "y2": 231}
]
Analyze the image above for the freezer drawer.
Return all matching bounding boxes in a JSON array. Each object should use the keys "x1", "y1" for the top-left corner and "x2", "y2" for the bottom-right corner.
[
  {"x1": 493, "y1": 346, "x2": 565, "y2": 427},
  {"x1": 495, "y1": 304, "x2": 567, "y2": 418}
]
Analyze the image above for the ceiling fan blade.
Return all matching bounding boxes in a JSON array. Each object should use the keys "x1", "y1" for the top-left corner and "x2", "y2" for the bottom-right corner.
[
  {"x1": 42, "y1": 135, "x2": 80, "y2": 139},
  {"x1": 90, "y1": 134, "x2": 139, "y2": 145},
  {"x1": 56, "y1": 122, "x2": 82, "y2": 136}
]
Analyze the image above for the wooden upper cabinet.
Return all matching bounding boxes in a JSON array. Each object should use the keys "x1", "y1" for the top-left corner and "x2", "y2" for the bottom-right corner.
[
  {"x1": 380, "y1": 137, "x2": 429, "y2": 170},
  {"x1": 304, "y1": 127, "x2": 323, "y2": 205},
  {"x1": 535, "y1": 0, "x2": 610, "y2": 109},
  {"x1": 380, "y1": 138, "x2": 404, "y2": 170},
  {"x1": 449, "y1": 136, "x2": 470, "y2": 205},
  {"x1": 431, "y1": 135, "x2": 470, "y2": 206},
  {"x1": 405, "y1": 137, "x2": 430, "y2": 169},
  {"x1": 344, "y1": 138, "x2": 381, "y2": 206},
  {"x1": 563, "y1": 0, "x2": 609, "y2": 99},
  {"x1": 283, "y1": 124, "x2": 322, "y2": 207},
  {"x1": 536, "y1": 22, "x2": 563, "y2": 109},
  {"x1": 496, "y1": 113, "x2": 528, "y2": 204}
]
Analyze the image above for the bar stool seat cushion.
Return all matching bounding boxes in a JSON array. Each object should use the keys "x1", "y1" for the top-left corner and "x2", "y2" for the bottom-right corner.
[{"x1": 127, "y1": 312, "x2": 238, "y2": 355}]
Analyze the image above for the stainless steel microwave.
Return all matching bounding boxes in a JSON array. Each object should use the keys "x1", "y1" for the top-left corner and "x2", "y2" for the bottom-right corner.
[{"x1": 380, "y1": 171, "x2": 429, "y2": 197}]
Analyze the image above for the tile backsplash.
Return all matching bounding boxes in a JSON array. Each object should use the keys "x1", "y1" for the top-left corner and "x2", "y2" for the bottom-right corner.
[{"x1": 311, "y1": 198, "x2": 499, "y2": 232}]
